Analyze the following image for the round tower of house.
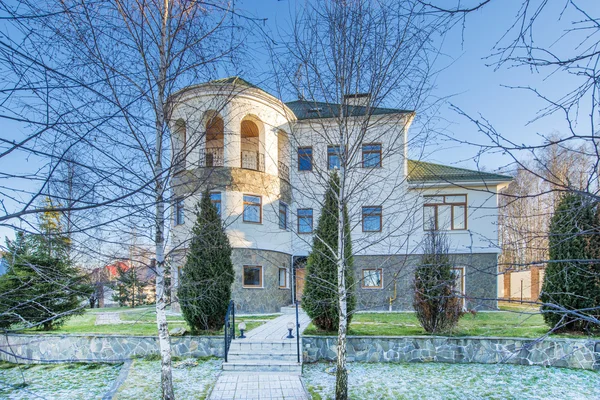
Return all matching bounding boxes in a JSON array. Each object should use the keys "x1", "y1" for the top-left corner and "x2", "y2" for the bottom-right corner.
[{"x1": 169, "y1": 78, "x2": 295, "y2": 313}]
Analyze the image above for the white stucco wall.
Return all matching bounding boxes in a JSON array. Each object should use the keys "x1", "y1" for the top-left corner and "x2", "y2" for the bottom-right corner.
[{"x1": 168, "y1": 83, "x2": 506, "y2": 261}]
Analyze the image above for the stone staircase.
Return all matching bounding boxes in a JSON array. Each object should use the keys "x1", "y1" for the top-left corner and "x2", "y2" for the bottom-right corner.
[{"x1": 221, "y1": 306, "x2": 309, "y2": 375}]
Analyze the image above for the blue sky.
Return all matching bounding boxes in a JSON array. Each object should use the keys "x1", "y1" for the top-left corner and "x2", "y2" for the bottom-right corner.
[
  {"x1": 0, "y1": 0, "x2": 592, "y2": 242},
  {"x1": 236, "y1": 0, "x2": 590, "y2": 171}
]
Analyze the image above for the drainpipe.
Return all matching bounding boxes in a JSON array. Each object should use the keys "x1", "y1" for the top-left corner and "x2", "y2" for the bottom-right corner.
[{"x1": 291, "y1": 253, "x2": 295, "y2": 305}]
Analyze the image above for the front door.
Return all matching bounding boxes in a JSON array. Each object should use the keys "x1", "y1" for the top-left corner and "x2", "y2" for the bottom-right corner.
[{"x1": 295, "y1": 268, "x2": 306, "y2": 301}]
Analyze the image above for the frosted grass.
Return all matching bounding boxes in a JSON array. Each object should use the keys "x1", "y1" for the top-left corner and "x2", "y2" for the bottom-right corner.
[
  {"x1": 0, "y1": 362, "x2": 121, "y2": 400},
  {"x1": 303, "y1": 362, "x2": 600, "y2": 400}
]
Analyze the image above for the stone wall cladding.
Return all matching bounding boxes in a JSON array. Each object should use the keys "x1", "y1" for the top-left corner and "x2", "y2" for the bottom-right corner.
[
  {"x1": 0, "y1": 334, "x2": 223, "y2": 364},
  {"x1": 303, "y1": 336, "x2": 600, "y2": 371},
  {"x1": 3, "y1": 334, "x2": 598, "y2": 372},
  {"x1": 353, "y1": 253, "x2": 499, "y2": 311},
  {"x1": 231, "y1": 248, "x2": 292, "y2": 313},
  {"x1": 172, "y1": 167, "x2": 291, "y2": 204}
]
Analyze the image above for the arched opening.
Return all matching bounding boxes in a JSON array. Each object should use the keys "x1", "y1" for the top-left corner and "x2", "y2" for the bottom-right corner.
[
  {"x1": 277, "y1": 130, "x2": 290, "y2": 181},
  {"x1": 172, "y1": 119, "x2": 186, "y2": 172},
  {"x1": 240, "y1": 117, "x2": 264, "y2": 171},
  {"x1": 203, "y1": 111, "x2": 224, "y2": 167}
]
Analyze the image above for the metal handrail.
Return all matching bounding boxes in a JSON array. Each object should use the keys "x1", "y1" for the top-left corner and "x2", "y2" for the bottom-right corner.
[
  {"x1": 295, "y1": 300, "x2": 300, "y2": 363},
  {"x1": 241, "y1": 151, "x2": 265, "y2": 172},
  {"x1": 224, "y1": 300, "x2": 235, "y2": 362},
  {"x1": 199, "y1": 147, "x2": 224, "y2": 168}
]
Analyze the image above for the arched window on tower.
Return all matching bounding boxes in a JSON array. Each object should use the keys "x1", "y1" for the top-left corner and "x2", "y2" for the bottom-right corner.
[
  {"x1": 204, "y1": 113, "x2": 224, "y2": 167},
  {"x1": 240, "y1": 118, "x2": 264, "y2": 172}
]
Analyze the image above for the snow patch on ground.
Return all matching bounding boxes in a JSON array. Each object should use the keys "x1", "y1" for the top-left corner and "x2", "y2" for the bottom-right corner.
[
  {"x1": 114, "y1": 358, "x2": 222, "y2": 400},
  {"x1": 303, "y1": 362, "x2": 600, "y2": 400},
  {"x1": 0, "y1": 362, "x2": 121, "y2": 400}
]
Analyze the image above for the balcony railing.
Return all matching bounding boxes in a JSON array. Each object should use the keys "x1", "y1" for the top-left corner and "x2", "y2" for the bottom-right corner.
[
  {"x1": 241, "y1": 150, "x2": 265, "y2": 172},
  {"x1": 199, "y1": 147, "x2": 224, "y2": 168},
  {"x1": 278, "y1": 161, "x2": 290, "y2": 182}
]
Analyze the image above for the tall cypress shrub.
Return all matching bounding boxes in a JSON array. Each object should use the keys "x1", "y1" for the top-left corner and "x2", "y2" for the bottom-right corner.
[
  {"x1": 302, "y1": 172, "x2": 355, "y2": 331},
  {"x1": 413, "y1": 230, "x2": 462, "y2": 333},
  {"x1": 179, "y1": 190, "x2": 234, "y2": 332},
  {"x1": 540, "y1": 193, "x2": 599, "y2": 332}
]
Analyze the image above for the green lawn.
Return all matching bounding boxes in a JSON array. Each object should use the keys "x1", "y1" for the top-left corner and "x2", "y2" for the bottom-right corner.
[
  {"x1": 19, "y1": 306, "x2": 277, "y2": 336},
  {"x1": 303, "y1": 310, "x2": 597, "y2": 338}
]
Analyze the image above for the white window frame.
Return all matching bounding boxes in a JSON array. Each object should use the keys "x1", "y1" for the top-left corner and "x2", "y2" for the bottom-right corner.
[{"x1": 278, "y1": 267, "x2": 289, "y2": 289}]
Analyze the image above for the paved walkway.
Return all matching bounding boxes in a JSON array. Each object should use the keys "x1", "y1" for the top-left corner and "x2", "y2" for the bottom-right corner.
[
  {"x1": 243, "y1": 311, "x2": 312, "y2": 341},
  {"x1": 208, "y1": 308, "x2": 311, "y2": 400},
  {"x1": 209, "y1": 373, "x2": 308, "y2": 400}
]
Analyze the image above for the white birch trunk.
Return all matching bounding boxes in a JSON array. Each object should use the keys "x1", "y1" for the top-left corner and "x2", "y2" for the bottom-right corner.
[
  {"x1": 335, "y1": 135, "x2": 348, "y2": 400},
  {"x1": 154, "y1": 0, "x2": 174, "y2": 398}
]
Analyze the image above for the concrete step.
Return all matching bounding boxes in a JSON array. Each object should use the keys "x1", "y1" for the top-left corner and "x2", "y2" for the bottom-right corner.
[
  {"x1": 228, "y1": 340, "x2": 298, "y2": 353},
  {"x1": 227, "y1": 351, "x2": 299, "y2": 362},
  {"x1": 222, "y1": 360, "x2": 302, "y2": 374},
  {"x1": 280, "y1": 305, "x2": 299, "y2": 314}
]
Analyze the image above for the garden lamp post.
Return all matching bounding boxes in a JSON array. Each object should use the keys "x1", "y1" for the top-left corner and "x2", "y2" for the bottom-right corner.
[
  {"x1": 238, "y1": 321, "x2": 247, "y2": 339},
  {"x1": 286, "y1": 321, "x2": 294, "y2": 339}
]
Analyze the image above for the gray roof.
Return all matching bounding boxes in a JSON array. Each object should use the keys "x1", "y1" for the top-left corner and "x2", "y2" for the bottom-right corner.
[{"x1": 285, "y1": 100, "x2": 412, "y2": 120}]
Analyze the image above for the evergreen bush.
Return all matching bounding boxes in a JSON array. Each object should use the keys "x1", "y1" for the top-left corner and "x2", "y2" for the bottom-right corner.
[
  {"x1": 413, "y1": 230, "x2": 463, "y2": 333},
  {"x1": 0, "y1": 204, "x2": 91, "y2": 331},
  {"x1": 540, "y1": 193, "x2": 600, "y2": 332},
  {"x1": 302, "y1": 172, "x2": 355, "y2": 331},
  {"x1": 179, "y1": 190, "x2": 234, "y2": 332}
]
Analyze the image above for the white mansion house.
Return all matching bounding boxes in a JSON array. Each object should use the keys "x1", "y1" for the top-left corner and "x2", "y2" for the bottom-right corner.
[{"x1": 169, "y1": 77, "x2": 511, "y2": 313}]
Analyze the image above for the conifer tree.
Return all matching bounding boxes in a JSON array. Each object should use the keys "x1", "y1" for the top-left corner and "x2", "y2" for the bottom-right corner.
[
  {"x1": 179, "y1": 190, "x2": 234, "y2": 332},
  {"x1": 413, "y1": 230, "x2": 462, "y2": 333},
  {"x1": 111, "y1": 264, "x2": 148, "y2": 308},
  {"x1": 540, "y1": 193, "x2": 600, "y2": 332},
  {"x1": 0, "y1": 202, "x2": 91, "y2": 331},
  {"x1": 302, "y1": 172, "x2": 355, "y2": 331}
]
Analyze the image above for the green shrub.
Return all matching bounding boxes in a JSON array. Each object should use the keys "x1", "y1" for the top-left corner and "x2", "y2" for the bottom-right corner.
[
  {"x1": 302, "y1": 172, "x2": 355, "y2": 331},
  {"x1": 540, "y1": 193, "x2": 600, "y2": 332},
  {"x1": 179, "y1": 190, "x2": 234, "y2": 332},
  {"x1": 413, "y1": 230, "x2": 463, "y2": 333}
]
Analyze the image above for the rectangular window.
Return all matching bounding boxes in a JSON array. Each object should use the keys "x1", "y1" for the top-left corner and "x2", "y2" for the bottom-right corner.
[
  {"x1": 278, "y1": 267, "x2": 288, "y2": 289},
  {"x1": 423, "y1": 194, "x2": 467, "y2": 231},
  {"x1": 210, "y1": 192, "x2": 221, "y2": 216},
  {"x1": 279, "y1": 201, "x2": 288, "y2": 230},
  {"x1": 362, "y1": 268, "x2": 383, "y2": 289},
  {"x1": 297, "y1": 208, "x2": 313, "y2": 234},
  {"x1": 327, "y1": 145, "x2": 341, "y2": 170},
  {"x1": 362, "y1": 143, "x2": 382, "y2": 168},
  {"x1": 298, "y1": 147, "x2": 313, "y2": 171},
  {"x1": 243, "y1": 265, "x2": 262, "y2": 288},
  {"x1": 174, "y1": 198, "x2": 184, "y2": 225},
  {"x1": 243, "y1": 194, "x2": 262, "y2": 223},
  {"x1": 362, "y1": 206, "x2": 382, "y2": 232}
]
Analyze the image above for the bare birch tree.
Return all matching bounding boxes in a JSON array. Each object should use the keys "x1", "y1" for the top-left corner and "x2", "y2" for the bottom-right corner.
[
  {"x1": 271, "y1": 1, "x2": 449, "y2": 397},
  {"x1": 0, "y1": 0, "x2": 249, "y2": 397}
]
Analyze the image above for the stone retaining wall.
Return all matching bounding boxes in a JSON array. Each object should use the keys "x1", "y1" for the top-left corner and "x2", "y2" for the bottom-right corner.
[
  {"x1": 303, "y1": 336, "x2": 600, "y2": 370},
  {"x1": 2, "y1": 334, "x2": 599, "y2": 371},
  {"x1": 0, "y1": 334, "x2": 223, "y2": 364}
]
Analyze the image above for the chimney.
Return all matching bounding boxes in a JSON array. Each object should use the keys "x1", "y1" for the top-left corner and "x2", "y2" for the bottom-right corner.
[{"x1": 344, "y1": 93, "x2": 371, "y2": 107}]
